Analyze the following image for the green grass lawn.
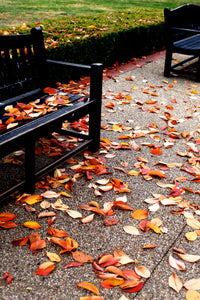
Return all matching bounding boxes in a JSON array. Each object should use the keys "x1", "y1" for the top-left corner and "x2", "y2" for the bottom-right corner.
[{"x1": 1, "y1": 0, "x2": 200, "y2": 28}]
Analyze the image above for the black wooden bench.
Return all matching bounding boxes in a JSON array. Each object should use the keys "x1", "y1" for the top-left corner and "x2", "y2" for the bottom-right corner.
[
  {"x1": 0, "y1": 27, "x2": 103, "y2": 200},
  {"x1": 164, "y1": 4, "x2": 200, "y2": 81}
]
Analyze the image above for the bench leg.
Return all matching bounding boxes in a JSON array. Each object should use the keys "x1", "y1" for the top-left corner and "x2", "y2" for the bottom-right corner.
[
  {"x1": 88, "y1": 63, "x2": 103, "y2": 152},
  {"x1": 24, "y1": 139, "x2": 35, "y2": 193},
  {"x1": 196, "y1": 56, "x2": 200, "y2": 82},
  {"x1": 164, "y1": 49, "x2": 172, "y2": 77}
]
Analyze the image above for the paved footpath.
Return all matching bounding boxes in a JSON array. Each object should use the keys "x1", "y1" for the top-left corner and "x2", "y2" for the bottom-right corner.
[{"x1": 1, "y1": 51, "x2": 200, "y2": 300}]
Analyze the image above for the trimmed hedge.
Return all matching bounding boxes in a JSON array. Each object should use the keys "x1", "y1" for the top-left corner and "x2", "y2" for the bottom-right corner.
[{"x1": 1, "y1": 7, "x2": 165, "y2": 82}]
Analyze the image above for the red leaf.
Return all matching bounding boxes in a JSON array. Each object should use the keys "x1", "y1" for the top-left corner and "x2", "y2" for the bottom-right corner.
[
  {"x1": 3, "y1": 272, "x2": 13, "y2": 284},
  {"x1": 63, "y1": 262, "x2": 83, "y2": 269},
  {"x1": 11, "y1": 236, "x2": 29, "y2": 246},
  {"x1": 35, "y1": 261, "x2": 55, "y2": 276}
]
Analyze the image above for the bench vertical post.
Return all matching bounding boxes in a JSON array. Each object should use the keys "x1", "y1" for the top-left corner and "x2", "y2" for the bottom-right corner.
[
  {"x1": 88, "y1": 63, "x2": 103, "y2": 152},
  {"x1": 24, "y1": 138, "x2": 35, "y2": 193}
]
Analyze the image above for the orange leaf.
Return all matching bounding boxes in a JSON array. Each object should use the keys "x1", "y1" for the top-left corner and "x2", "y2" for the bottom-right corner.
[
  {"x1": 35, "y1": 261, "x2": 55, "y2": 276},
  {"x1": 24, "y1": 195, "x2": 43, "y2": 205},
  {"x1": 112, "y1": 201, "x2": 133, "y2": 211},
  {"x1": 98, "y1": 254, "x2": 120, "y2": 267},
  {"x1": 12, "y1": 236, "x2": 29, "y2": 246},
  {"x1": 0, "y1": 212, "x2": 17, "y2": 222},
  {"x1": 23, "y1": 221, "x2": 41, "y2": 229},
  {"x1": 151, "y1": 147, "x2": 162, "y2": 155},
  {"x1": 30, "y1": 240, "x2": 46, "y2": 253},
  {"x1": 0, "y1": 221, "x2": 18, "y2": 228},
  {"x1": 143, "y1": 244, "x2": 157, "y2": 249},
  {"x1": 47, "y1": 227, "x2": 68, "y2": 238},
  {"x1": 100, "y1": 277, "x2": 124, "y2": 288},
  {"x1": 148, "y1": 169, "x2": 166, "y2": 178},
  {"x1": 43, "y1": 87, "x2": 57, "y2": 95},
  {"x1": 105, "y1": 266, "x2": 127, "y2": 279},
  {"x1": 132, "y1": 209, "x2": 148, "y2": 220},
  {"x1": 76, "y1": 282, "x2": 100, "y2": 296},
  {"x1": 79, "y1": 297, "x2": 104, "y2": 300}
]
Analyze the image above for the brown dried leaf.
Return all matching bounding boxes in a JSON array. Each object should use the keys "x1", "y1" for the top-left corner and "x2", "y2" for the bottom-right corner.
[{"x1": 72, "y1": 251, "x2": 94, "y2": 263}]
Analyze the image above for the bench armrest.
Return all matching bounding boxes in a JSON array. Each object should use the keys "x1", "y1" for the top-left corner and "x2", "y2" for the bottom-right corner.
[
  {"x1": 172, "y1": 27, "x2": 200, "y2": 34},
  {"x1": 46, "y1": 59, "x2": 91, "y2": 71}
]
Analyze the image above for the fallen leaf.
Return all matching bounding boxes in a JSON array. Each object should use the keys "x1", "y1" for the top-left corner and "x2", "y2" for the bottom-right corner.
[
  {"x1": 100, "y1": 277, "x2": 124, "y2": 288},
  {"x1": 113, "y1": 249, "x2": 136, "y2": 265},
  {"x1": 185, "y1": 290, "x2": 200, "y2": 299},
  {"x1": 123, "y1": 226, "x2": 140, "y2": 235},
  {"x1": 120, "y1": 280, "x2": 143, "y2": 293},
  {"x1": 186, "y1": 218, "x2": 200, "y2": 230},
  {"x1": 184, "y1": 278, "x2": 200, "y2": 290},
  {"x1": 66, "y1": 209, "x2": 82, "y2": 219},
  {"x1": 3, "y1": 272, "x2": 13, "y2": 284},
  {"x1": 98, "y1": 254, "x2": 120, "y2": 267},
  {"x1": 24, "y1": 195, "x2": 43, "y2": 205},
  {"x1": 168, "y1": 254, "x2": 186, "y2": 271},
  {"x1": 178, "y1": 254, "x2": 200, "y2": 262},
  {"x1": 47, "y1": 227, "x2": 68, "y2": 237},
  {"x1": 23, "y1": 221, "x2": 41, "y2": 229},
  {"x1": 72, "y1": 251, "x2": 94, "y2": 263},
  {"x1": 81, "y1": 214, "x2": 94, "y2": 224},
  {"x1": 0, "y1": 212, "x2": 17, "y2": 221},
  {"x1": 76, "y1": 282, "x2": 100, "y2": 296},
  {"x1": 79, "y1": 296, "x2": 104, "y2": 300},
  {"x1": 135, "y1": 266, "x2": 151, "y2": 278},
  {"x1": 131, "y1": 209, "x2": 148, "y2": 220},
  {"x1": 38, "y1": 211, "x2": 56, "y2": 218},
  {"x1": 168, "y1": 273, "x2": 183, "y2": 293},
  {"x1": 46, "y1": 251, "x2": 61, "y2": 262},
  {"x1": 63, "y1": 262, "x2": 83, "y2": 269},
  {"x1": 35, "y1": 261, "x2": 55, "y2": 275},
  {"x1": 104, "y1": 218, "x2": 119, "y2": 226},
  {"x1": 185, "y1": 231, "x2": 198, "y2": 241}
]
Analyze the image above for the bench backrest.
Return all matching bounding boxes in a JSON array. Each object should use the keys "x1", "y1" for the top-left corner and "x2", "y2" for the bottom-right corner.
[
  {"x1": 0, "y1": 27, "x2": 47, "y2": 101},
  {"x1": 164, "y1": 4, "x2": 200, "y2": 42}
]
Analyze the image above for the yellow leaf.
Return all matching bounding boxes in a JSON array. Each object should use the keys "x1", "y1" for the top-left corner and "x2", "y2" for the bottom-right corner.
[
  {"x1": 185, "y1": 231, "x2": 198, "y2": 241},
  {"x1": 25, "y1": 195, "x2": 43, "y2": 205},
  {"x1": 23, "y1": 221, "x2": 41, "y2": 229},
  {"x1": 46, "y1": 251, "x2": 61, "y2": 262},
  {"x1": 185, "y1": 290, "x2": 200, "y2": 300}
]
